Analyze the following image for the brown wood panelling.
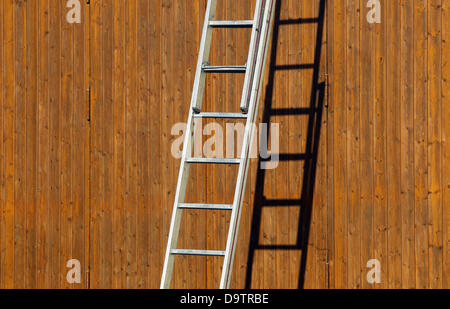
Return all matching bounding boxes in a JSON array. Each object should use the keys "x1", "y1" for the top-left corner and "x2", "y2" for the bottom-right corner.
[
  {"x1": 441, "y1": 0, "x2": 450, "y2": 289},
  {"x1": 414, "y1": 0, "x2": 430, "y2": 289},
  {"x1": 0, "y1": 0, "x2": 89, "y2": 288},
  {"x1": 326, "y1": 0, "x2": 448, "y2": 289},
  {"x1": 386, "y1": 0, "x2": 402, "y2": 289},
  {"x1": 427, "y1": 0, "x2": 444, "y2": 288},
  {"x1": 0, "y1": 0, "x2": 448, "y2": 289},
  {"x1": 443, "y1": 0, "x2": 450, "y2": 290}
]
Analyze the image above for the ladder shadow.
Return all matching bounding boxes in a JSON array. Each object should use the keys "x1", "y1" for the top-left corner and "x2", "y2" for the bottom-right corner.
[{"x1": 245, "y1": 0, "x2": 326, "y2": 289}]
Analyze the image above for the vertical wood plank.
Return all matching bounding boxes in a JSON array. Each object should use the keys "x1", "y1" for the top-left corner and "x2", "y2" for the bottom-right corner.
[
  {"x1": 13, "y1": 0, "x2": 27, "y2": 289},
  {"x1": 301, "y1": 0, "x2": 317, "y2": 289},
  {"x1": 48, "y1": 0, "x2": 62, "y2": 288},
  {"x1": 332, "y1": 0, "x2": 347, "y2": 289},
  {"x1": 400, "y1": 1, "x2": 418, "y2": 288},
  {"x1": 260, "y1": 0, "x2": 280, "y2": 288},
  {"x1": 222, "y1": 0, "x2": 238, "y2": 288},
  {"x1": 161, "y1": 0, "x2": 174, "y2": 288},
  {"x1": 60, "y1": 0, "x2": 74, "y2": 289},
  {"x1": 89, "y1": 0, "x2": 102, "y2": 288},
  {"x1": 275, "y1": 0, "x2": 290, "y2": 289},
  {"x1": 414, "y1": 0, "x2": 429, "y2": 289},
  {"x1": 179, "y1": 0, "x2": 193, "y2": 288},
  {"x1": 346, "y1": 0, "x2": 361, "y2": 289},
  {"x1": 36, "y1": 0, "x2": 50, "y2": 289},
  {"x1": 287, "y1": 0, "x2": 302, "y2": 289},
  {"x1": 189, "y1": 0, "x2": 206, "y2": 289},
  {"x1": 0, "y1": 0, "x2": 5, "y2": 289},
  {"x1": 3, "y1": 0, "x2": 15, "y2": 289},
  {"x1": 443, "y1": 0, "x2": 450, "y2": 290},
  {"x1": 125, "y1": 0, "x2": 138, "y2": 288},
  {"x1": 72, "y1": 0, "x2": 89, "y2": 289},
  {"x1": 315, "y1": 0, "x2": 328, "y2": 289},
  {"x1": 386, "y1": 0, "x2": 403, "y2": 289},
  {"x1": 359, "y1": 0, "x2": 375, "y2": 290},
  {"x1": 103, "y1": 0, "x2": 114, "y2": 288},
  {"x1": 326, "y1": 0, "x2": 335, "y2": 289},
  {"x1": 148, "y1": 0, "x2": 163, "y2": 289},
  {"x1": 400, "y1": 1, "x2": 414, "y2": 288},
  {"x1": 112, "y1": 0, "x2": 126, "y2": 289},
  {"x1": 25, "y1": 0, "x2": 38, "y2": 289},
  {"x1": 373, "y1": 0, "x2": 387, "y2": 289},
  {"x1": 136, "y1": 0, "x2": 150, "y2": 289},
  {"x1": 85, "y1": 0, "x2": 91, "y2": 289},
  {"x1": 427, "y1": 0, "x2": 443, "y2": 289}
]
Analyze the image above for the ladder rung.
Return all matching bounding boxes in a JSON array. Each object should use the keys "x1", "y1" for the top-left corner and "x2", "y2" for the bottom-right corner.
[
  {"x1": 193, "y1": 112, "x2": 248, "y2": 119},
  {"x1": 170, "y1": 249, "x2": 226, "y2": 256},
  {"x1": 179, "y1": 203, "x2": 233, "y2": 210},
  {"x1": 186, "y1": 158, "x2": 241, "y2": 165},
  {"x1": 202, "y1": 65, "x2": 247, "y2": 73},
  {"x1": 209, "y1": 20, "x2": 254, "y2": 28}
]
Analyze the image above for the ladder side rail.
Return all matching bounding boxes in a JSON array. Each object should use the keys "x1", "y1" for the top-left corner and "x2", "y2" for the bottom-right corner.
[
  {"x1": 240, "y1": 1, "x2": 266, "y2": 113},
  {"x1": 160, "y1": 0, "x2": 218, "y2": 289},
  {"x1": 239, "y1": 0, "x2": 265, "y2": 113},
  {"x1": 192, "y1": 1, "x2": 219, "y2": 113},
  {"x1": 220, "y1": 0, "x2": 277, "y2": 289}
]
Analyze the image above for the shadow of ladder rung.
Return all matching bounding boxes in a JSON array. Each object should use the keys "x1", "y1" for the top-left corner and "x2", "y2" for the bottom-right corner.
[{"x1": 245, "y1": 0, "x2": 326, "y2": 289}]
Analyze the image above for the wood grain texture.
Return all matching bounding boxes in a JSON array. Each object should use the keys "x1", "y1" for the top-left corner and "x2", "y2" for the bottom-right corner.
[
  {"x1": 386, "y1": 0, "x2": 402, "y2": 289},
  {"x1": 346, "y1": 0, "x2": 361, "y2": 289},
  {"x1": 0, "y1": 0, "x2": 88, "y2": 289},
  {"x1": 0, "y1": 0, "x2": 448, "y2": 289},
  {"x1": 414, "y1": 0, "x2": 429, "y2": 289},
  {"x1": 443, "y1": 0, "x2": 450, "y2": 290},
  {"x1": 332, "y1": 0, "x2": 348, "y2": 289},
  {"x1": 373, "y1": 0, "x2": 387, "y2": 290},
  {"x1": 427, "y1": 0, "x2": 443, "y2": 289},
  {"x1": 0, "y1": 0, "x2": 4, "y2": 288}
]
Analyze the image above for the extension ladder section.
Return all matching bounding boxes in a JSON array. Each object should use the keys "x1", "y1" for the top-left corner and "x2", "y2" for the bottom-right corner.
[{"x1": 161, "y1": 0, "x2": 277, "y2": 289}]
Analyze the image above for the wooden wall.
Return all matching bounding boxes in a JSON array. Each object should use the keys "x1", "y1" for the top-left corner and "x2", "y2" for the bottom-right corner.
[
  {"x1": 327, "y1": 0, "x2": 449, "y2": 289},
  {"x1": 0, "y1": 0, "x2": 448, "y2": 289},
  {"x1": 0, "y1": 0, "x2": 89, "y2": 288}
]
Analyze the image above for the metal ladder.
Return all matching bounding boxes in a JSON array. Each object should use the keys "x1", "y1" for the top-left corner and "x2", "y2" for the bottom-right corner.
[{"x1": 161, "y1": 0, "x2": 277, "y2": 289}]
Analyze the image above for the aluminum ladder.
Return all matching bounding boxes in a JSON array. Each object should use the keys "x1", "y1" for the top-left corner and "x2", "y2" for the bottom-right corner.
[{"x1": 161, "y1": 0, "x2": 277, "y2": 289}]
